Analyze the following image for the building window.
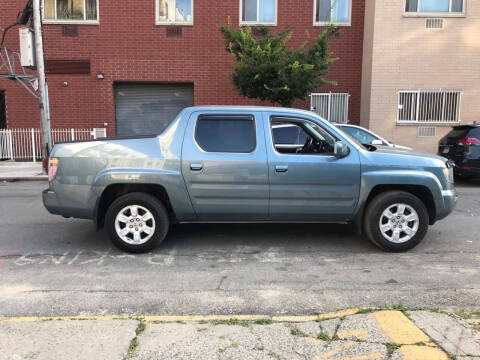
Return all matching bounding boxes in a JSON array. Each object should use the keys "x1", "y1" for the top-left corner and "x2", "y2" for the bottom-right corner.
[
  {"x1": 310, "y1": 92, "x2": 350, "y2": 123},
  {"x1": 240, "y1": 0, "x2": 277, "y2": 25},
  {"x1": 397, "y1": 90, "x2": 462, "y2": 124},
  {"x1": 157, "y1": 0, "x2": 193, "y2": 25},
  {"x1": 44, "y1": 0, "x2": 98, "y2": 22},
  {"x1": 314, "y1": 0, "x2": 351, "y2": 25},
  {"x1": 405, "y1": 0, "x2": 464, "y2": 15}
]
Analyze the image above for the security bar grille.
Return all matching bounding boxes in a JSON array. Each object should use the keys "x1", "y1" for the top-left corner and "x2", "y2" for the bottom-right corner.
[
  {"x1": 397, "y1": 90, "x2": 462, "y2": 124},
  {"x1": 417, "y1": 126, "x2": 436, "y2": 137},
  {"x1": 310, "y1": 92, "x2": 350, "y2": 123},
  {"x1": 425, "y1": 18, "x2": 443, "y2": 29}
]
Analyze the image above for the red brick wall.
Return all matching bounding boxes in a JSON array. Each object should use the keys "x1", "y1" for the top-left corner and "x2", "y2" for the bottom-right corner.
[{"x1": 0, "y1": 0, "x2": 365, "y2": 135}]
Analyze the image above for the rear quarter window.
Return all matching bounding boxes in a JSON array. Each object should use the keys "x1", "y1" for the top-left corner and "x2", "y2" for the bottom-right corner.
[{"x1": 195, "y1": 115, "x2": 256, "y2": 153}]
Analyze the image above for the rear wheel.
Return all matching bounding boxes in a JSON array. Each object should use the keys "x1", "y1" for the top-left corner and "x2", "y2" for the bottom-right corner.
[
  {"x1": 105, "y1": 192, "x2": 169, "y2": 253},
  {"x1": 364, "y1": 191, "x2": 429, "y2": 252}
]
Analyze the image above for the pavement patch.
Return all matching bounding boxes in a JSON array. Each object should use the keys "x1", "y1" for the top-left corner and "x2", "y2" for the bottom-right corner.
[
  {"x1": 408, "y1": 310, "x2": 480, "y2": 356},
  {"x1": 337, "y1": 313, "x2": 390, "y2": 343},
  {"x1": 0, "y1": 319, "x2": 137, "y2": 360}
]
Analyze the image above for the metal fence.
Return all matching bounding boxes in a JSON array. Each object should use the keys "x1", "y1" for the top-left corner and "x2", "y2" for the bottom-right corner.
[
  {"x1": 310, "y1": 92, "x2": 350, "y2": 124},
  {"x1": 0, "y1": 128, "x2": 107, "y2": 161},
  {"x1": 398, "y1": 90, "x2": 462, "y2": 124}
]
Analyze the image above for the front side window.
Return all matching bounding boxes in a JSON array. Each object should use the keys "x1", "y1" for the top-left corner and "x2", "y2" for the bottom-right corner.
[
  {"x1": 314, "y1": 0, "x2": 351, "y2": 25},
  {"x1": 195, "y1": 115, "x2": 256, "y2": 153},
  {"x1": 405, "y1": 0, "x2": 464, "y2": 14},
  {"x1": 241, "y1": 0, "x2": 276, "y2": 24},
  {"x1": 271, "y1": 118, "x2": 336, "y2": 155},
  {"x1": 398, "y1": 90, "x2": 462, "y2": 123},
  {"x1": 44, "y1": 0, "x2": 98, "y2": 22},
  {"x1": 157, "y1": 0, "x2": 193, "y2": 24}
]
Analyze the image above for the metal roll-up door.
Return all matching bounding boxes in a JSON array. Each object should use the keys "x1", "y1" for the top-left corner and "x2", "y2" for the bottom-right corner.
[{"x1": 114, "y1": 83, "x2": 194, "y2": 136}]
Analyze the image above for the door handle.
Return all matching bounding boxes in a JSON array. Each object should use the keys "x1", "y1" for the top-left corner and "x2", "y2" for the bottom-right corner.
[
  {"x1": 275, "y1": 165, "x2": 288, "y2": 173},
  {"x1": 190, "y1": 163, "x2": 203, "y2": 171}
]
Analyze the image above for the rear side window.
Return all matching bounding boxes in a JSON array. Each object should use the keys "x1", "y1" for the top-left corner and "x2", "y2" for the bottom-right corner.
[
  {"x1": 195, "y1": 115, "x2": 256, "y2": 153},
  {"x1": 469, "y1": 127, "x2": 480, "y2": 139},
  {"x1": 446, "y1": 127, "x2": 471, "y2": 139}
]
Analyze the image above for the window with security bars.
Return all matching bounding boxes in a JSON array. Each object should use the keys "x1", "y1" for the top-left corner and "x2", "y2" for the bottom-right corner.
[
  {"x1": 397, "y1": 90, "x2": 462, "y2": 123},
  {"x1": 310, "y1": 93, "x2": 349, "y2": 123}
]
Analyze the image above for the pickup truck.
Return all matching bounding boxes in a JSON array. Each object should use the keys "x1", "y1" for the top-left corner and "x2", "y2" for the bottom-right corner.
[{"x1": 43, "y1": 106, "x2": 457, "y2": 253}]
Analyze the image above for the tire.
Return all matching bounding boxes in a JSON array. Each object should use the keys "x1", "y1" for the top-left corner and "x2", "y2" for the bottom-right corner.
[
  {"x1": 105, "y1": 192, "x2": 170, "y2": 253},
  {"x1": 363, "y1": 191, "x2": 429, "y2": 252}
]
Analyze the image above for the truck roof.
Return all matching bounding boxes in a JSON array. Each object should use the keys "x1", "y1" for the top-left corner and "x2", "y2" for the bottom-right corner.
[{"x1": 182, "y1": 105, "x2": 318, "y2": 117}]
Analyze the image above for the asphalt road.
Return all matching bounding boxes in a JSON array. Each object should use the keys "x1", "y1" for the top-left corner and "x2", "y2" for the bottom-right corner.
[{"x1": 0, "y1": 180, "x2": 479, "y2": 317}]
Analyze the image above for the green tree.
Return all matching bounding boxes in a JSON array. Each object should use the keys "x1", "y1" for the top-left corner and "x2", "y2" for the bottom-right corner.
[{"x1": 219, "y1": 25, "x2": 339, "y2": 108}]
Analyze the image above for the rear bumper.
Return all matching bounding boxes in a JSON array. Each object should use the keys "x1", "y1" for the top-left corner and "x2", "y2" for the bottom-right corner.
[
  {"x1": 453, "y1": 165, "x2": 480, "y2": 177},
  {"x1": 42, "y1": 188, "x2": 62, "y2": 215}
]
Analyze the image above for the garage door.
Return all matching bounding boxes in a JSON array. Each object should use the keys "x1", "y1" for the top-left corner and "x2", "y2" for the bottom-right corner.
[{"x1": 114, "y1": 83, "x2": 194, "y2": 136}]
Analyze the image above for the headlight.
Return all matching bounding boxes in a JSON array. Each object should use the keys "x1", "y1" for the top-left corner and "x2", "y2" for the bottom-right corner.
[{"x1": 443, "y1": 163, "x2": 454, "y2": 183}]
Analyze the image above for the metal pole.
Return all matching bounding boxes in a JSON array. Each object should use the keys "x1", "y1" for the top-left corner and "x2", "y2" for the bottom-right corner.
[
  {"x1": 32, "y1": 0, "x2": 51, "y2": 168},
  {"x1": 31, "y1": 128, "x2": 36, "y2": 162}
]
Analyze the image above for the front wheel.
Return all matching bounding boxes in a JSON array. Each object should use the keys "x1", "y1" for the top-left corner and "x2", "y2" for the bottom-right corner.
[
  {"x1": 105, "y1": 192, "x2": 170, "y2": 253},
  {"x1": 364, "y1": 191, "x2": 429, "y2": 252}
]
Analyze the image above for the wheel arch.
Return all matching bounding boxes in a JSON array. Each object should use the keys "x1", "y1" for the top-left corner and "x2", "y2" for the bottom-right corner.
[
  {"x1": 95, "y1": 183, "x2": 176, "y2": 228},
  {"x1": 363, "y1": 184, "x2": 436, "y2": 225}
]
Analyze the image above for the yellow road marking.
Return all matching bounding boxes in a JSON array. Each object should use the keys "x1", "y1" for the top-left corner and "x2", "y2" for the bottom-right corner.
[
  {"x1": 143, "y1": 315, "x2": 267, "y2": 322},
  {"x1": 306, "y1": 337, "x2": 326, "y2": 344},
  {"x1": 0, "y1": 309, "x2": 358, "y2": 323},
  {"x1": 337, "y1": 329, "x2": 368, "y2": 341},
  {"x1": 334, "y1": 353, "x2": 384, "y2": 360},
  {"x1": 399, "y1": 345, "x2": 449, "y2": 360},
  {"x1": 373, "y1": 311, "x2": 430, "y2": 344},
  {"x1": 313, "y1": 341, "x2": 355, "y2": 360},
  {"x1": 0, "y1": 315, "x2": 133, "y2": 322},
  {"x1": 274, "y1": 308, "x2": 358, "y2": 322}
]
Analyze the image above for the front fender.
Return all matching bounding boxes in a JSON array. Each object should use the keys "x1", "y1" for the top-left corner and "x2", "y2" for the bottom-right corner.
[{"x1": 353, "y1": 170, "x2": 445, "y2": 232}]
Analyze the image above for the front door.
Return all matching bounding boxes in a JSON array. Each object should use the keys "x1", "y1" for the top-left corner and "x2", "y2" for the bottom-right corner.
[
  {"x1": 181, "y1": 111, "x2": 269, "y2": 220},
  {"x1": 265, "y1": 112, "x2": 361, "y2": 221}
]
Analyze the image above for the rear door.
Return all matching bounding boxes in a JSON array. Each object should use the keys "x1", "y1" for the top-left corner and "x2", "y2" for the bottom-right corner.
[{"x1": 181, "y1": 111, "x2": 269, "y2": 220}]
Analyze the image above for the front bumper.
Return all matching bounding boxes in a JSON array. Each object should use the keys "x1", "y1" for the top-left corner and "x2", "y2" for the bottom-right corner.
[{"x1": 436, "y1": 188, "x2": 457, "y2": 221}]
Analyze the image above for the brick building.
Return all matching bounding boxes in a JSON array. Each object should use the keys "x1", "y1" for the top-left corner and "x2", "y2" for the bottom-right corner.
[{"x1": 0, "y1": 0, "x2": 365, "y2": 137}]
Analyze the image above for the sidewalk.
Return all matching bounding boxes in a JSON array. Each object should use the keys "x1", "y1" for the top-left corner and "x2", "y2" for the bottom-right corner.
[
  {"x1": 0, "y1": 161, "x2": 47, "y2": 181},
  {"x1": 1, "y1": 309, "x2": 479, "y2": 360}
]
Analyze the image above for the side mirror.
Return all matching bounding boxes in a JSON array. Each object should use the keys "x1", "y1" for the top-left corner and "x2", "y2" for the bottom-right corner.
[
  {"x1": 334, "y1": 141, "x2": 349, "y2": 157},
  {"x1": 371, "y1": 139, "x2": 383, "y2": 145}
]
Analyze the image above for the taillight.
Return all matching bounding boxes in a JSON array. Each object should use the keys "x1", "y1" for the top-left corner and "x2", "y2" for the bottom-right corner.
[
  {"x1": 458, "y1": 137, "x2": 480, "y2": 145},
  {"x1": 48, "y1": 157, "x2": 59, "y2": 182}
]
